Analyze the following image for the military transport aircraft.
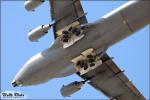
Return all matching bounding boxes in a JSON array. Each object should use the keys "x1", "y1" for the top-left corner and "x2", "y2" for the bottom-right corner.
[{"x1": 12, "y1": 0, "x2": 149, "y2": 100}]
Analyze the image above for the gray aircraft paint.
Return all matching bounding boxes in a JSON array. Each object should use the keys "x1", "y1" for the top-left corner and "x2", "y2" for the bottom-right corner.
[{"x1": 12, "y1": 1, "x2": 150, "y2": 86}]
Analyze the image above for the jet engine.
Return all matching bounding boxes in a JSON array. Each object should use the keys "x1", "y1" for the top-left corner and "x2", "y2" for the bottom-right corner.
[
  {"x1": 28, "y1": 24, "x2": 51, "y2": 42},
  {"x1": 24, "y1": 0, "x2": 45, "y2": 11},
  {"x1": 60, "y1": 81, "x2": 85, "y2": 97}
]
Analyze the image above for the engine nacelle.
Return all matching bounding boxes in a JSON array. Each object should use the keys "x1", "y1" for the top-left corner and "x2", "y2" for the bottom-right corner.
[
  {"x1": 28, "y1": 24, "x2": 50, "y2": 42},
  {"x1": 60, "y1": 81, "x2": 85, "y2": 97},
  {"x1": 24, "y1": 0, "x2": 45, "y2": 11}
]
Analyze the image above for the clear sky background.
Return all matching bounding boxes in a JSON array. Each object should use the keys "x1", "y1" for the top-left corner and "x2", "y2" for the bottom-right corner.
[{"x1": 1, "y1": 0, "x2": 149, "y2": 99}]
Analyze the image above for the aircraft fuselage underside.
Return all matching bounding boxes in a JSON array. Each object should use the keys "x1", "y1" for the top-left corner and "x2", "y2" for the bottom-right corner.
[{"x1": 12, "y1": 1, "x2": 149, "y2": 87}]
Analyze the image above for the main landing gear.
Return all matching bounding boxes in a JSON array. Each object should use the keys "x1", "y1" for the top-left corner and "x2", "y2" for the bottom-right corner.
[
  {"x1": 76, "y1": 54, "x2": 100, "y2": 71},
  {"x1": 61, "y1": 26, "x2": 83, "y2": 43}
]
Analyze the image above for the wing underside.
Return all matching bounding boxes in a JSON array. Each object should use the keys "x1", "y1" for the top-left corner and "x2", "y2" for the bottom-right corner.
[
  {"x1": 49, "y1": 0, "x2": 87, "y2": 39},
  {"x1": 80, "y1": 53, "x2": 145, "y2": 100},
  {"x1": 49, "y1": 1, "x2": 145, "y2": 99}
]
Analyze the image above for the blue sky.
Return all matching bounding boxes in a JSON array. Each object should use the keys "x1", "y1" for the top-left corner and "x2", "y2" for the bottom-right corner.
[{"x1": 1, "y1": 1, "x2": 149, "y2": 99}]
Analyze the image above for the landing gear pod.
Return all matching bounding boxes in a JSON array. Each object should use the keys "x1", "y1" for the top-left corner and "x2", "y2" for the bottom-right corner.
[
  {"x1": 24, "y1": 0, "x2": 45, "y2": 11},
  {"x1": 60, "y1": 81, "x2": 85, "y2": 97},
  {"x1": 28, "y1": 24, "x2": 51, "y2": 42}
]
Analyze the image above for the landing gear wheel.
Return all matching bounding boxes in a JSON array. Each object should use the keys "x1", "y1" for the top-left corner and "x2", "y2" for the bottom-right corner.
[
  {"x1": 76, "y1": 72, "x2": 80, "y2": 75},
  {"x1": 62, "y1": 33, "x2": 69, "y2": 42},
  {"x1": 68, "y1": 27, "x2": 73, "y2": 31},
  {"x1": 87, "y1": 54, "x2": 93, "y2": 58},
  {"x1": 88, "y1": 58, "x2": 95, "y2": 63},
  {"x1": 79, "y1": 60, "x2": 85, "y2": 68},
  {"x1": 63, "y1": 38, "x2": 68, "y2": 42},
  {"x1": 63, "y1": 34, "x2": 69, "y2": 39},
  {"x1": 84, "y1": 64, "x2": 88, "y2": 70},
  {"x1": 90, "y1": 63, "x2": 95, "y2": 67},
  {"x1": 62, "y1": 30, "x2": 69, "y2": 35},
  {"x1": 76, "y1": 60, "x2": 81, "y2": 66},
  {"x1": 75, "y1": 30, "x2": 81, "y2": 36},
  {"x1": 72, "y1": 27, "x2": 78, "y2": 33}
]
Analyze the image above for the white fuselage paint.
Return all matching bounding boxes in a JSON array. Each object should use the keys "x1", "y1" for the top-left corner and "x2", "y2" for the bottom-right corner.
[{"x1": 13, "y1": 1, "x2": 149, "y2": 86}]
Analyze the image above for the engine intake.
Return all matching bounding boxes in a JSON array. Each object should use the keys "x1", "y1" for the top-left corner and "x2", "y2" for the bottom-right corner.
[
  {"x1": 60, "y1": 81, "x2": 85, "y2": 97},
  {"x1": 28, "y1": 24, "x2": 51, "y2": 42},
  {"x1": 24, "y1": 0, "x2": 45, "y2": 11}
]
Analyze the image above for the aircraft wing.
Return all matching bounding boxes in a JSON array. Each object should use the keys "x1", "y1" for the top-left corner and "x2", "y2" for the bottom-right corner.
[
  {"x1": 49, "y1": 1, "x2": 145, "y2": 99},
  {"x1": 49, "y1": 0, "x2": 88, "y2": 39},
  {"x1": 79, "y1": 53, "x2": 145, "y2": 100}
]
